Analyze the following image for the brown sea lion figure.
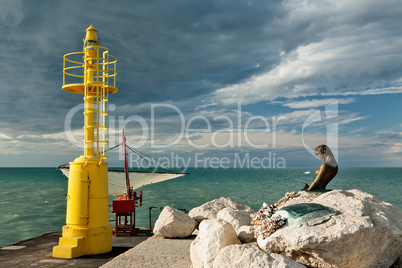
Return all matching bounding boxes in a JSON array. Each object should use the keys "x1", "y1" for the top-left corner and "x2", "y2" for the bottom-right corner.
[{"x1": 307, "y1": 145, "x2": 338, "y2": 191}]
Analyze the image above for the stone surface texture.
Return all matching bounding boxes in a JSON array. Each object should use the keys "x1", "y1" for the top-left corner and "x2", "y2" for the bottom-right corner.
[
  {"x1": 236, "y1": 225, "x2": 256, "y2": 243},
  {"x1": 190, "y1": 219, "x2": 241, "y2": 268},
  {"x1": 257, "y1": 189, "x2": 402, "y2": 268},
  {"x1": 216, "y1": 207, "x2": 252, "y2": 232},
  {"x1": 213, "y1": 244, "x2": 305, "y2": 268},
  {"x1": 153, "y1": 206, "x2": 197, "y2": 238},
  {"x1": 188, "y1": 197, "x2": 255, "y2": 220}
]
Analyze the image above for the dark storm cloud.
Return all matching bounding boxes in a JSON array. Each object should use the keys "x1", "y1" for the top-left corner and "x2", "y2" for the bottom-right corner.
[{"x1": 0, "y1": 0, "x2": 286, "y2": 136}]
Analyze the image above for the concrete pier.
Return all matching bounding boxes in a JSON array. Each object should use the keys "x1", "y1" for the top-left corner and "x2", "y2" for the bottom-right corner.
[
  {"x1": 0, "y1": 232, "x2": 195, "y2": 268},
  {"x1": 0, "y1": 232, "x2": 148, "y2": 268}
]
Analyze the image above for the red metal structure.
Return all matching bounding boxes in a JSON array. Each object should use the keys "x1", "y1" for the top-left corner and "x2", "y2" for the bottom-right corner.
[{"x1": 112, "y1": 130, "x2": 142, "y2": 236}]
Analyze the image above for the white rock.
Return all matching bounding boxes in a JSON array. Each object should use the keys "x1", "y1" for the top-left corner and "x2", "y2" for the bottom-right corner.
[
  {"x1": 257, "y1": 189, "x2": 402, "y2": 268},
  {"x1": 153, "y1": 206, "x2": 197, "y2": 238},
  {"x1": 190, "y1": 219, "x2": 241, "y2": 268},
  {"x1": 236, "y1": 225, "x2": 255, "y2": 243},
  {"x1": 189, "y1": 197, "x2": 255, "y2": 219},
  {"x1": 216, "y1": 207, "x2": 252, "y2": 232},
  {"x1": 213, "y1": 244, "x2": 305, "y2": 268}
]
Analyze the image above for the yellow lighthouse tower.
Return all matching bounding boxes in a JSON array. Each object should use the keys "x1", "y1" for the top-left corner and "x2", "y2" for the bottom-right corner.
[{"x1": 53, "y1": 25, "x2": 117, "y2": 258}]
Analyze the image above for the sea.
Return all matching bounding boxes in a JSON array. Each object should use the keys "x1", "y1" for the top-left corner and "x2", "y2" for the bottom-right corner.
[{"x1": 0, "y1": 167, "x2": 401, "y2": 247}]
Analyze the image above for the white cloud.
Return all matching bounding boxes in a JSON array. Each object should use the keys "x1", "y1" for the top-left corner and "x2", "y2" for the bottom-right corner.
[
  {"x1": 338, "y1": 114, "x2": 367, "y2": 125},
  {"x1": 389, "y1": 143, "x2": 402, "y2": 153},
  {"x1": 212, "y1": 35, "x2": 402, "y2": 106},
  {"x1": 282, "y1": 98, "x2": 355, "y2": 109},
  {"x1": 0, "y1": 133, "x2": 12, "y2": 140},
  {"x1": 324, "y1": 86, "x2": 402, "y2": 96},
  {"x1": 210, "y1": 0, "x2": 402, "y2": 106}
]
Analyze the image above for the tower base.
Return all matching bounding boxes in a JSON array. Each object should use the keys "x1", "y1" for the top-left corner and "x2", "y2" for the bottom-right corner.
[
  {"x1": 52, "y1": 156, "x2": 112, "y2": 259},
  {"x1": 53, "y1": 224, "x2": 113, "y2": 258}
]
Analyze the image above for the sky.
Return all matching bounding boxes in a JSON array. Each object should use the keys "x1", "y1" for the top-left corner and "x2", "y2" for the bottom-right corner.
[{"x1": 0, "y1": 0, "x2": 401, "y2": 168}]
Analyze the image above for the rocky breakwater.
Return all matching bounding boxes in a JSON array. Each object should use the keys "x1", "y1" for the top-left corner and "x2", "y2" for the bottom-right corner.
[
  {"x1": 188, "y1": 197, "x2": 304, "y2": 267},
  {"x1": 152, "y1": 192, "x2": 401, "y2": 267},
  {"x1": 153, "y1": 197, "x2": 304, "y2": 267},
  {"x1": 153, "y1": 197, "x2": 303, "y2": 267},
  {"x1": 256, "y1": 189, "x2": 402, "y2": 268}
]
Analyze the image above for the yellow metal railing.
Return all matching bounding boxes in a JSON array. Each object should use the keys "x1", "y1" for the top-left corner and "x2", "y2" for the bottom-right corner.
[
  {"x1": 63, "y1": 47, "x2": 117, "y2": 88},
  {"x1": 63, "y1": 45, "x2": 117, "y2": 159}
]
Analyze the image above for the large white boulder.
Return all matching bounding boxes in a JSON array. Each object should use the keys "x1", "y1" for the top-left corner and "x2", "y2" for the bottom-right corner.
[
  {"x1": 213, "y1": 244, "x2": 305, "y2": 268},
  {"x1": 153, "y1": 206, "x2": 197, "y2": 238},
  {"x1": 190, "y1": 219, "x2": 241, "y2": 268},
  {"x1": 189, "y1": 197, "x2": 255, "y2": 220},
  {"x1": 257, "y1": 189, "x2": 402, "y2": 268}
]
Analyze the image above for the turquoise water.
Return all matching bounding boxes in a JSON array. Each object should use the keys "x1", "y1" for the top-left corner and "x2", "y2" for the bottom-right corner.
[{"x1": 0, "y1": 167, "x2": 401, "y2": 247}]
